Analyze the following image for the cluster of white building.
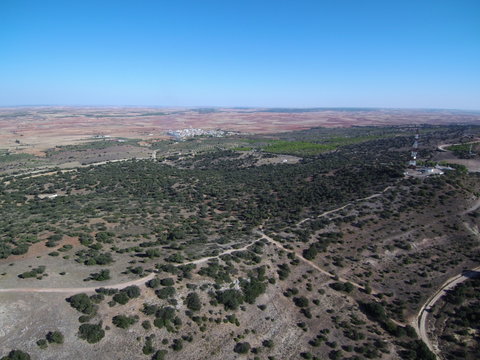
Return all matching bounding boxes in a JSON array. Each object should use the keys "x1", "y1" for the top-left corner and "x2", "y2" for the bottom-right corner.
[{"x1": 167, "y1": 128, "x2": 236, "y2": 139}]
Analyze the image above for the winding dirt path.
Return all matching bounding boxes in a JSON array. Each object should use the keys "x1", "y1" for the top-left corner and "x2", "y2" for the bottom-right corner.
[
  {"x1": 0, "y1": 273, "x2": 156, "y2": 295},
  {"x1": 256, "y1": 230, "x2": 369, "y2": 292},
  {"x1": 297, "y1": 186, "x2": 393, "y2": 226},
  {"x1": 0, "y1": 238, "x2": 258, "y2": 294},
  {"x1": 437, "y1": 139, "x2": 480, "y2": 152},
  {"x1": 413, "y1": 266, "x2": 480, "y2": 359},
  {"x1": 4, "y1": 156, "x2": 150, "y2": 183},
  {"x1": 462, "y1": 197, "x2": 480, "y2": 215}
]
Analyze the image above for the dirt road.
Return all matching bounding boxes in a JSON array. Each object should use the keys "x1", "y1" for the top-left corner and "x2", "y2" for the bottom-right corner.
[
  {"x1": 413, "y1": 266, "x2": 480, "y2": 358},
  {"x1": 5, "y1": 156, "x2": 150, "y2": 183},
  {"x1": 297, "y1": 186, "x2": 393, "y2": 226},
  {"x1": 183, "y1": 241, "x2": 258, "y2": 266},
  {"x1": 0, "y1": 273, "x2": 156, "y2": 295},
  {"x1": 437, "y1": 139, "x2": 479, "y2": 152},
  {"x1": 0, "y1": 238, "x2": 259, "y2": 294},
  {"x1": 256, "y1": 230, "x2": 369, "y2": 292},
  {"x1": 463, "y1": 197, "x2": 480, "y2": 214}
]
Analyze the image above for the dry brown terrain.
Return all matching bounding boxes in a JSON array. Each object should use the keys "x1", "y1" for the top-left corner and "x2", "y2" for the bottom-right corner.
[{"x1": 2, "y1": 107, "x2": 480, "y2": 153}]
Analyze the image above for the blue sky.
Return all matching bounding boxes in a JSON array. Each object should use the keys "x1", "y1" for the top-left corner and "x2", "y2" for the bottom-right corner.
[{"x1": 0, "y1": 0, "x2": 479, "y2": 109}]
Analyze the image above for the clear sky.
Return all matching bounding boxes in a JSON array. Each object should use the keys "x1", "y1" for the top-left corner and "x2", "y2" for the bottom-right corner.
[{"x1": 0, "y1": 0, "x2": 479, "y2": 109}]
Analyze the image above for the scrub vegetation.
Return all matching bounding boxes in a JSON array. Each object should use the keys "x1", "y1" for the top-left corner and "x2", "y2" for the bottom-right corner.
[{"x1": 1, "y1": 124, "x2": 479, "y2": 359}]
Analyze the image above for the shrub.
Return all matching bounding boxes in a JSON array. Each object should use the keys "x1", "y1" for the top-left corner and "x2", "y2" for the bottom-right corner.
[
  {"x1": 156, "y1": 287, "x2": 175, "y2": 300},
  {"x1": 241, "y1": 278, "x2": 266, "y2": 304},
  {"x1": 185, "y1": 292, "x2": 201, "y2": 311},
  {"x1": 113, "y1": 292, "x2": 130, "y2": 305},
  {"x1": 122, "y1": 285, "x2": 141, "y2": 298},
  {"x1": 0, "y1": 350, "x2": 31, "y2": 360},
  {"x1": 330, "y1": 282, "x2": 354, "y2": 293},
  {"x1": 46, "y1": 331, "x2": 64, "y2": 344},
  {"x1": 277, "y1": 264, "x2": 290, "y2": 280},
  {"x1": 234, "y1": 342, "x2": 251, "y2": 354},
  {"x1": 216, "y1": 289, "x2": 244, "y2": 310},
  {"x1": 67, "y1": 293, "x2": 95, "y2": 314},
  {"x1": 88, "y1": 269, "x2": 110, "y2": 281},
  {"x1": 142, "y1": 338, "x2": 155, "y2": 355},
  {"x1": 262, "y1": 339, "x2": 274, "y2": 348},
  {"x1": 36, "y1": 339, "x2": 48, "y2": 349},
  {"x1": 78, "y1": 323, "x2": 105, "y2": 343},
  {"x1": 360, "y1": 302, "x2": 387, "y2": 322},
  {"x1": 79, "y1": 233, "x2": 94, "y2": 246},
  {"x1": 142, "y1": 320, "x2": 151, "y2": 330},
  {"x1": 151, "y1": 350, "x2": 167, "y2": 360},
  {"x1": 153, "y1": 307, "x2": 176, "y2": 329},
  {"x1": 160, "y1": 278, "x2": 175, "y2": 286},
  {"x1": 147, "y1": 278, "x2": 161, "y2": 288},
  {"x1": 112, "y1": 315, "x2": 137, "y2": 329},
  {"x1": 171, "y1": 338, "x2": 183, "y2": 351},
  {"x1": 293, "y1": 296, "x2": 309, "y2": 308},
  {"x1": 11, "y1": 244, "x2": 29, "y2": 256},
  {"x1": 18, "y1": 266, "x2": 46, "y2": 279}
]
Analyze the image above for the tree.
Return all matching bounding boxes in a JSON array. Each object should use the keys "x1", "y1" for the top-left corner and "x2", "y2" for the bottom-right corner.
[
  {"x1": 146, "y1": 278, "x2": 161, "y2": 288},
  {"x1": 36, "y1": 339, "x2": 48, "y2": 349},
  {"x1": 241, "y1": 278, "x2": 266, "y2": 304},
  {"x1": 155, "y1": 287, "x2": 176, "y2": 300},
  {"x1": 123, "y1": 285, "x2": 141, "y2": 298},
  {"x1": 171, "y1": 338, "x2": 183, "y2": 351},
  {"x1": 67, "y1": 293, "x2": 95, "y2": 314},
  {"x1": 293, "y1": 296, "x2": 309, "y2": 308},
  {"x1": 160, "y1": 278, "x2": 175, "y2": 286},
  {"x1": 151, "y1": 350, "x2": 167, "y2": 360},
  {"x1": 112, "y1": 315, "x2": 137, "y2": 329},
  {"x1": 0, "y1": 350, "x2": 31, "y2": 360},
  {"x1": 113, "y1": 292, "x2": 130, "y2": 305},
  {"x1": 262, "y1": 339, "x2": 274, "y2": 348},
  {"x1": 88, "y1": 269, "x2": 110, "y2": 281},
  {"x1": 185, "y1": 292, "x2": 201, "y2": 311},
  {"x1": 46, "y1": 331, "x2": 64, "y2": 344},
  {"x1": 78, "y1": 323, "x2": 105, "y2": 343},
  {"x1": 216, "y1": 289, "x2": 244, "y2": 310},
  {"x1": 233, "y1": 342, "x2": 251, "y2": 354}
]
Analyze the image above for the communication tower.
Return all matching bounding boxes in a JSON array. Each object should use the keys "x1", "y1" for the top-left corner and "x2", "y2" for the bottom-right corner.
[{"x1": 408, "y1": 130, "x2": 419, "y2": 168}]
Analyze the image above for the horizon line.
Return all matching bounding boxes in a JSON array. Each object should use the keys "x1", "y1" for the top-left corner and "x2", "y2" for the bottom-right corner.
[{"x1": 0, "y1": 104, "x2": 479, "y2": 113}]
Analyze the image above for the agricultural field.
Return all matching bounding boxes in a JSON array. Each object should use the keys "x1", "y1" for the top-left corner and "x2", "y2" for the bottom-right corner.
[{"x1": 0, "y1": 121, "x2": 480, "y2": 360}]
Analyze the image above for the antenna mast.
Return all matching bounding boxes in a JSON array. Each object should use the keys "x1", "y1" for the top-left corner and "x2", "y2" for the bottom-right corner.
[{"x1": 409, "y1": 129, "x2": 419, "y2": 168}]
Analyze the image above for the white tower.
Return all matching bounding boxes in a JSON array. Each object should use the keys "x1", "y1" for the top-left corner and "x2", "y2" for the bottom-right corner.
[{"x1": 409, "y1": 132, "x2": 419, "y2": 168}]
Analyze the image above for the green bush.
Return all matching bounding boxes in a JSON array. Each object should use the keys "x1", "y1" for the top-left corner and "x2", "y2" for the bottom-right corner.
[
  {"x1": 113, "y1": 292, "x2": 129, "y2": 305},
  {"x1": 293, "y1": 296, "x2": 309, "y2": 308},
  {"x1": 216, "y1": 289, "x2": 244, "y2": 310},
  {"x1": 151, "y1": 350, "x2": 167, "y2": 360},
  {"x1": 146, "y1": 278, "x2": 161, "y2": 288},
  {"x1": 185, "y1": 292, "x2": 201, "y2": 311},
  {"x1": 46, "y1": 331, "x2": 64, "y2": 344},
  {"x1": 88, "y1": 269, "x2": 110, "y2": 281},
  {"x1": 171, "y1": 338, "x2": 183, "y2": 351},
  {"x1": 78, "y1": 323, "x2": 105, "y2": 344},
  {"x1": 123, "y1": 285, "x2": 141, "y2": 298},
  {"x1": 0, "y1": 350, "x2": 31, "y2": 360},
  {"x1": 160, "y1": 278, "x2": 175, "y2": 286},
  {"x1": 112, "y1": 315, "x2": 137, "y2": 329},
  {"x1": 18, "y1": 266, "x2": 46, "y2": 279},
  {"x1": 36, "y1": 339, "x2": 48, "y2": 349},
  {"x1": 156, "y1": 287, "x2": 175, "y2": 299},
  {"x1": 67, "y1": 293, "x2": 96, "y2": 314},
  {"x1": 233, "y1": 342, "x2": 251, "y2": 354},
  {"x1": 241, "y1": 278, "x2": 266, "y2": 304}
]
